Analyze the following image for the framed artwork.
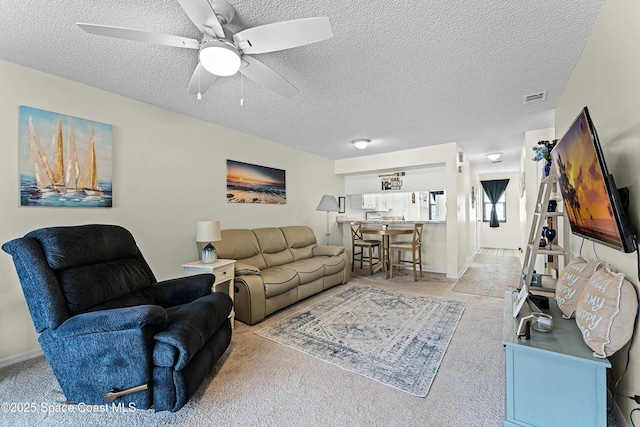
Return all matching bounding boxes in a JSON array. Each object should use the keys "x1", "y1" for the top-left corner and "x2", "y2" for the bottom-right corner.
[
  {"x1": 338, "y1": 196, "x2": 345, "y2": 213},
  {"x1": 512, "y1": 285, "x2": 529, "y2": 318},
  {"x1": 226, "y1": 160, "x2": 286, "y2": 204},
  {"x1": 471, "y1": 186, "x2": 476, "y2": 209},
  {"x1": 19, "y1": 106, "x2": 113, "y2": 207}
]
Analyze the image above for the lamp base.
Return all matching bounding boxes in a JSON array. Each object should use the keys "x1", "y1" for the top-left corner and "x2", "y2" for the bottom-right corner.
[{"x1": 201, "y1": 243, "x2": 218, "y2": 264}]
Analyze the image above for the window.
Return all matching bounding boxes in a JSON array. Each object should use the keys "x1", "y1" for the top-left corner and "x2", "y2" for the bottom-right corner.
[
  {"x1": 483, "y1": 190, "x2": 506, "y2": 222},
  {"x1": 429, "y1": 191, "x2": 444, "y2": 220}
]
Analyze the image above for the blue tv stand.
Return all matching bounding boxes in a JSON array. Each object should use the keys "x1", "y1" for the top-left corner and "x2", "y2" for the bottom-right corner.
[{"x1": 502, "y1": 291, "x2": 610, "y2": 427}]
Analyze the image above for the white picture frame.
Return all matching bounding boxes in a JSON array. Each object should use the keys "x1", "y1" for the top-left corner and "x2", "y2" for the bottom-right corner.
[{"x1": 512, "y1": 285, "x2": 529, "y2": 318}]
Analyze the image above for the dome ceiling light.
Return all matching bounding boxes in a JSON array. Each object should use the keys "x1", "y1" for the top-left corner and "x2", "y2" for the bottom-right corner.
[
  {"x1": 487, "y1": 152, "x2": 502, "y2": 162},
  {"x1": 352, "y1": 138, "x2": 370, "y2": 149}
]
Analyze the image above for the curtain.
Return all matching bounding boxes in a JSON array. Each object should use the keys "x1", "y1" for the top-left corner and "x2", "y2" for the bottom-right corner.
[{"x1": 481, "y1": 179, "x2": 510, "y2": 227}]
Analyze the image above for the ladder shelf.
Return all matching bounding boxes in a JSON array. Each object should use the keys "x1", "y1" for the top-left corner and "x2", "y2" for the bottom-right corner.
[{"x1": 521, "y1": 168, "x2": 571, "y2": 294}]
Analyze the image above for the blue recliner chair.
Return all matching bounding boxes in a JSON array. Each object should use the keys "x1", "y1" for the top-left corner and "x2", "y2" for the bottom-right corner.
[{"x1": 2, "y1": 224, "x2": 233, "y2": 412}]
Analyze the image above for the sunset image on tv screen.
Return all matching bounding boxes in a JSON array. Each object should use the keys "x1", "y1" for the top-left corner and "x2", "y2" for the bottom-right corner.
[{"x1": 551, "y1": 111, "x2": 623, "y2": 248}]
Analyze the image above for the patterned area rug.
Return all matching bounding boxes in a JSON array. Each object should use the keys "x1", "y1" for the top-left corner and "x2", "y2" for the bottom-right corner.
[
  {"x1": 452, "y1": 253, "x2": 522, "y2": 298},
  {"x1": 255, "y1": 285, "x2": 465, "y2": 397}
]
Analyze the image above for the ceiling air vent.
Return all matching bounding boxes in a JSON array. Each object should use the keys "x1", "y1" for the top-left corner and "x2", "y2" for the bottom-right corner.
[{"x1": 522, "y1": 91, "x2": 547, "y2": 106}]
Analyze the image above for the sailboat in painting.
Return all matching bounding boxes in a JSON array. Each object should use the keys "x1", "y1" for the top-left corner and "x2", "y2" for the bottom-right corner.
[
  {"x1": 78, "y1": 125, "x2": 103, "y2": 196},
  {"x1": 21, "y1": 106, "x2": 112, "y2": 207},
  {"x1": 64, "y1": 119, "x2": 81, "y2": 194}
]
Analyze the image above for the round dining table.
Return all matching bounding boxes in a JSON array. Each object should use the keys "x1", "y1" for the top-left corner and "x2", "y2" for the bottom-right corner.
[{"x1": 359, "y1": 225, "x2": 414, "y2": 277}]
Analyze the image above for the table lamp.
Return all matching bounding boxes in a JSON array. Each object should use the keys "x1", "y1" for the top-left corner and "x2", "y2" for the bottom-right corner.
[
  {"x1": 196, "y1": 221, "x2": 222, "y2": 264},
  {"x1": 316, "y1": 195, "x2": 339, "y2": 245}
]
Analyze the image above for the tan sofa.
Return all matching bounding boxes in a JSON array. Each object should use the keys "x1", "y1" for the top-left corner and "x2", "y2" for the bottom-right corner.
[{"x1": 214, "y1": 226, "x2": 350, "y2": 325}]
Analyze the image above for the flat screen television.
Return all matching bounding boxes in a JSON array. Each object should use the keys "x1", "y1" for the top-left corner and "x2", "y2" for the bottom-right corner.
[{"x1": 550, "y1": 106, "x2": 637, "y2": 253}]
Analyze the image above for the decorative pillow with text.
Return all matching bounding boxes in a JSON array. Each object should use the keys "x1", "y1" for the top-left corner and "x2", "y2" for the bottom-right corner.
[
  {"x1": 555, "y1": 256, "x2": 602, "y2": 319},
  {"x1": 575, "y1": 266, "x2": 638, "y2": 358}
]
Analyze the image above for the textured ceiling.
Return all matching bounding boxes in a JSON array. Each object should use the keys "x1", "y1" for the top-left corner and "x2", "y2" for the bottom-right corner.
[{"x1": 0, "y1": 0, "x2": 604, "y2": 174}]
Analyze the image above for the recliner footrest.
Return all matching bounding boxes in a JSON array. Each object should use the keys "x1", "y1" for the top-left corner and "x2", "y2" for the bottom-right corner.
[{"x1": 153, "y1": 292, "x2": 232, "y2": 370}]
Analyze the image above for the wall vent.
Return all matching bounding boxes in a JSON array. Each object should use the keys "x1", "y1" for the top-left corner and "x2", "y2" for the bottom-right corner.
[{"x1": 522, "y1": 91, "x2": 547, "y2": 106}]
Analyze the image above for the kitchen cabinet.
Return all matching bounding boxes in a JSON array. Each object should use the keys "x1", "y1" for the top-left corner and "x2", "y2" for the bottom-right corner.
[
  {"x1": 377, "y1": 194, "x2": 391, "y2": 211},
  {"x1": 362, "y1": 194, "x2": 377, "y2": 210}
]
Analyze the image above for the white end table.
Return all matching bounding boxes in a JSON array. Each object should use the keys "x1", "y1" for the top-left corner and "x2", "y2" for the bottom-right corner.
[{"x1": 182, "y1": 259, "x2": 236, "y2": 328}]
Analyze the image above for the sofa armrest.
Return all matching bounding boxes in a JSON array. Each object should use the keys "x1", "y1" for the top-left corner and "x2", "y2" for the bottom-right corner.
[
  {"x1": 52, "y1": 305, "x2": 168, "y2": 338},
  {"x1": 145, "y1": 274, "x2": 214, "y2": 307},
  {"x1": 234, "y1": 262, "x2": 261, "y2": 276},
  {"x1": 233, "y1": 275, "x2": 266, "y2": 325},
  {"x1": 313, "y1": 245, "x2": 345, "y2": 257}
]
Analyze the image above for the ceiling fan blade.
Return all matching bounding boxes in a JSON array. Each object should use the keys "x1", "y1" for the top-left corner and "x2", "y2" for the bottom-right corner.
[
  {"x1": 77, "y1": 23, "x2": 199, "y2": 49},
  {"x1": 233, "y1": 17, "x2": 333, "y2": 54},
  {"x1": 188, "y1": 62, "x2": 218, "y2": 96},
  {"x1": 239, "y1": 55, "x2": 298, "y2": 99},
  {"x1": 177, "y1": 0, "x2": 225, "y2": 38}
]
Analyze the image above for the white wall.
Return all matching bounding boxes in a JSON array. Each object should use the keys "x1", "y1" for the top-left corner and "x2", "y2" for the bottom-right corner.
[
  {"x1": 0, "y1": 60, "x2": 344, "y2": 361},
  {"x1": 521, "y1": 128, "x2": 556, "y2": 272},
  {"x1": 344, "y1": 167, "x2": 446, "y2": 194},
  {"x1": 466, "y1": 163, "x2": 479, "y2": 258},
  {"x1": 478, "y1": 172, "x2": 522, "y2": 249},
  {"x1": 554, "y1": 0, "x2": 640, "y2": 422}
]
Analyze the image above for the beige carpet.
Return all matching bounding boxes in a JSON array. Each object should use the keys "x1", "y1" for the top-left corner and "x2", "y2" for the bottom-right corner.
[
  {"x1": 452, "y1": 251, "x2": 523, "y2": 299},
  {"x1": 0, "y1": 273, "x2": 506, "y2": 426}
]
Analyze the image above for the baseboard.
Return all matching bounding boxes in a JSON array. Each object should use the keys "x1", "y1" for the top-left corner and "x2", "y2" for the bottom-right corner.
[
  {"x1": 0, "y1": 348, "x2": 44, "y2": 369},
  {"x1": 609, "y1": 389, "x2": 629, "y2": 427},
  {"x1": 454, "y1": 255, "x2": 476, "y2": 279},
  {"x1": 394, "y1": 265, "x2": 446, "y2": 276}
]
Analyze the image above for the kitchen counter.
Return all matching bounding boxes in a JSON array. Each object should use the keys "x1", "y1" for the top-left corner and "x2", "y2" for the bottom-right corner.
[
  {"x1": 337, "y1": 218, "x2": 448, "y2": 274},
  {"x1": 336, "y1": 218, "x2": 445, "y2": 225}
]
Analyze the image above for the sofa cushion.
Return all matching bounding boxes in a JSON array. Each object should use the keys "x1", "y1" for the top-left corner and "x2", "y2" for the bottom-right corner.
[
  {"x1": 253, "y1": 228, "x2": 294, "y2": 268},
  {"x1": 281, "y1": 226, "x2": 317, "y2": 260},
  {"x1": 313, "y1": 245, "x2": 345, "y2": 257},
  {"x1": 315, "y1": 255, "x2": 347, "y2": 276},
  {"x1": 216, "y1": 229, "x2": 267, "y2": 270},
  {"x1": 261, "y1": 267, "x2": 299, "y2": 298},
  {"x1": 283, "y1": 259, "x2": 325, "y2": 283},
  {"x1": 234, "y1": 262, "x2": 261, "y2": 276}
]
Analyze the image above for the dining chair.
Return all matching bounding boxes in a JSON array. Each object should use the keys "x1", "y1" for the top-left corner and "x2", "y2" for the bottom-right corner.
[
  {"x1": 350, "y1": 222, "x2": 381, "y2": 275},
  {"x1": 389, "y1": 223, "x2": 424, "y2": 281}
]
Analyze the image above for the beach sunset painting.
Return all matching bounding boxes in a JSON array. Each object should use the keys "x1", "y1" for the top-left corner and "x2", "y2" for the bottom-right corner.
[{"x1": 226, "y1": 160, "x2": 286, "y2": 204}]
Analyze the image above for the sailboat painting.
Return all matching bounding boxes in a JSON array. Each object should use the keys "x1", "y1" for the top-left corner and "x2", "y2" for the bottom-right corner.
[{"x1": 19, "y1": 106, "x2": 112, "y2": 207}]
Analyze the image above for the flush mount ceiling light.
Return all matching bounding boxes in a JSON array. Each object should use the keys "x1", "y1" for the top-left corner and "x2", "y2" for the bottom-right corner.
[
  {"x1": 352, "y1": 138, "x2": 370, "y2": 149},
  {"x1": 199, "y1": 40, "x2": 242, "y2": 77},
  {"x1": 487, "y1": 152, "x2": 502, "y2": 162}
]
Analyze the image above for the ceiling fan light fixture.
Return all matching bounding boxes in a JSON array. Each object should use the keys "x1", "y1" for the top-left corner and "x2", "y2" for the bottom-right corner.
[
  {"x1": 199, "y1": 40, "x2": 241, "y2": 76},
  {"x1": 487, "y1": 152, "x2": 502, "y2": 162},
  {"x1": 352, "y1": 138, "x2": 370, "y2": 149}
]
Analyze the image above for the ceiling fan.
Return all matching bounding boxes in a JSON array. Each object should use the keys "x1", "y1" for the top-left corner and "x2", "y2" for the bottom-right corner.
[{"x1": 77, "y1": 0, "x2": 333, "y2": 99}]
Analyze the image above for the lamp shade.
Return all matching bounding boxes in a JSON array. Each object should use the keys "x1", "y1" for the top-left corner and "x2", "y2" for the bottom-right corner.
[
  {"x1": 316, "y1": 195, "x2": 339, "y2": 212},
  {"x1": 196, "y1": 221, "x2": 222, "y2": 242}
]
